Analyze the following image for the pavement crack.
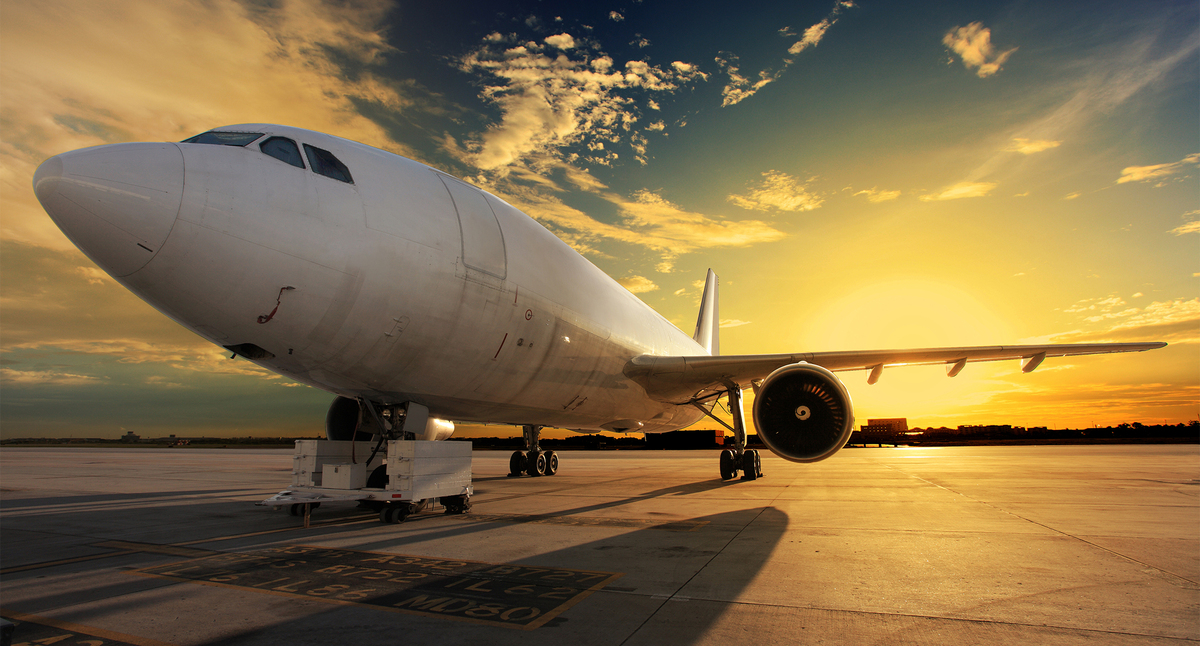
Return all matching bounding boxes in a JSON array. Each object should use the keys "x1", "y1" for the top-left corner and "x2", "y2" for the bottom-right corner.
[{"x1": 878, "y1": 461, "x2": 1199, "y2": 588}]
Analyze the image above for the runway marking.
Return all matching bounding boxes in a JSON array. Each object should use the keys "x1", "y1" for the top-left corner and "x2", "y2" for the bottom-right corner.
[
  {"x1": 93, "y1": 540, "x2": 218, "y2": 558},
  {"x1": 0, "y1": 550, "x2": 138, "y2": 575},
  {"x1": 134, "y1": 544, "x2": 622, "y2": 630},
  {"x1": 0, "y1": 610, "x2": 178, "y2": 646}
]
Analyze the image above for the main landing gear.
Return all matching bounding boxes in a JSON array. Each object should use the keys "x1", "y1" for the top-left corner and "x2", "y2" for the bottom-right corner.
[
  {"x1": 508, "y1": 425, "x2": 559, "y2": 477},
  {"x1": 693, "y1": 383, "x2": 764, "y2": 481}
]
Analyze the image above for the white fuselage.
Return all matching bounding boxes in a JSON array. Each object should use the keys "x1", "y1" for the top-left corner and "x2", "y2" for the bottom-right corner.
[{"x1": 36, "y1": 125, "x2": 706, "y2": 433}]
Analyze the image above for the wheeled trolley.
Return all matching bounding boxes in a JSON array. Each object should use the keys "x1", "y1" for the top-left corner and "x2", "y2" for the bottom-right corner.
[{"x1": 260, "y1": 439, "x2": 472, "y2": 523}]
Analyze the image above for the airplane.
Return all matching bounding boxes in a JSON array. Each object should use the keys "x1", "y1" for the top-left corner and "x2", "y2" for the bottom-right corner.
[{"x1": 32, "y1": 124, "x2": 1166, "y2": 483}]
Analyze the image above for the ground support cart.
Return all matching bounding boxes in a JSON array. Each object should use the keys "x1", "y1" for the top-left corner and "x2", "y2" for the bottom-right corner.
[{"x1": 260, "y1": 439, "x2": 472, "y2": 524}]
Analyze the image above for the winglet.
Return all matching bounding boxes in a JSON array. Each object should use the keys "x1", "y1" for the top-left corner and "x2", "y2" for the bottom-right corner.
[{"x1": 693, "y1": 269, "x2": 719, "y2": 356}]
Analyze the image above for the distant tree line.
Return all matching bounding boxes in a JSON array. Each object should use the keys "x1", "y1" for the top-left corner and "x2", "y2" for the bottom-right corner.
[
  {"x1": 3, "y1": 422, "x2": 1195, "y2": 448},
  {"x1": 854, "y1": 421, "x2": 1198, "y2": 445}
]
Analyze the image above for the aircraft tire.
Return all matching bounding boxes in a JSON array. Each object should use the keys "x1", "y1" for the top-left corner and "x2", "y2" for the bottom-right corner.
[
  {"x1": 741, "y1": 450, "x2": 761, "y2": 481},
  {"x1": 719, "y1": 450, "x2": 737, "y2": 480},
  {"x1": 545, "y1": 450, "x2": 559, "y2": 475},
  {"x1": 527, "y1": 450, "x2": 547, "y2": 477},
  {"x1": 509, "y1": 450, "x2": 526, "y2": 477}
]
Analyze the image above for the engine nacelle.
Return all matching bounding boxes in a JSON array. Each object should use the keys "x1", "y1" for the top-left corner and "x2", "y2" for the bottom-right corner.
[
  {"x1": 325, "y1": 396, "x2": 455, "y2": 441},
  {"x1": 752, "y1": 362, "x2": 855, "y2": 463}
]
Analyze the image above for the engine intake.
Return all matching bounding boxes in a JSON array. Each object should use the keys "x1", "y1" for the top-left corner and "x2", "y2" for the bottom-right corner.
[{"x1": 752, "y1": 362, "x2": 854, "y2": 463}]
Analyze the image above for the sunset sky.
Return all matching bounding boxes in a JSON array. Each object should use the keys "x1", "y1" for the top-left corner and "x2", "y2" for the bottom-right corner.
[{"x1": 1, "y1": 0, "x2": 1196, "y2": 439}]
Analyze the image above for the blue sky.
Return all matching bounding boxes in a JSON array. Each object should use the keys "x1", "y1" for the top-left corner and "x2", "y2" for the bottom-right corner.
[{"x1": 1, "y1": 0, "x2": 1196, "y2": 438}]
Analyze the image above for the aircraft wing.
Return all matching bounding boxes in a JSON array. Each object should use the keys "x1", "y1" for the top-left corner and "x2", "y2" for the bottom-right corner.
[{"x1": 626, "y1": 342, "x2": 1167, "y2": 403}]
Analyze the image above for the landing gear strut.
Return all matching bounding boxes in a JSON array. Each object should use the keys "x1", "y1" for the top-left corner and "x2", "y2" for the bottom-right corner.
[
  {"x1": 693, "y1": 383, "x2": 763, "y2": 481},
  {"x1": 508, "y1": 424, "x2": 559, "y2": 477}
]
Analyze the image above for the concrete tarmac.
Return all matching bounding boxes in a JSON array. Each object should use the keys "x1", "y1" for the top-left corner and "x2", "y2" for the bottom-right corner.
[{"x1": 1, "y1": 444, "x2": 1196, "y2": 645}]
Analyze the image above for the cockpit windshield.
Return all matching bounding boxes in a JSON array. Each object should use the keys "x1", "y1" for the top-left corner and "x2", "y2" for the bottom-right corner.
[{"x1": 181, "y1": 131, "x2": 264, "y2": 146}]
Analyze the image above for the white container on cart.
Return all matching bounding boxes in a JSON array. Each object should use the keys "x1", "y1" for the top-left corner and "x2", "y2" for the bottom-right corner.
[{"x1": 262, "y1": 439, "x2": 472, "y2": 523}]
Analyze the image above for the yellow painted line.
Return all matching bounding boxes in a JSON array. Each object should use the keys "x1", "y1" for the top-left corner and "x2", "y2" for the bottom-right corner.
[{"x1": 1, "y1": 609, "x2": 179, "y2": 646}]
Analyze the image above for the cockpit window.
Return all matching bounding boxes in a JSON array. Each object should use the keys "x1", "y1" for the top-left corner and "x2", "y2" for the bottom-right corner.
[
  {"x1": 303, "y1": 144, "x2": 353, "y2": 184},
  {"x1": 181, "y1": 131, "x2": 264, "y2": 146},
  {"x1": 259, "y1": 137, "x2": 305, "y2": 169}
]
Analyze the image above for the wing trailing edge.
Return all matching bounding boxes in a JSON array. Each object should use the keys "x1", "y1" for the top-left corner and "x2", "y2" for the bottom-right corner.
[{"x1": 626, "y1": 342, "x2": 1167, "y2": 403}]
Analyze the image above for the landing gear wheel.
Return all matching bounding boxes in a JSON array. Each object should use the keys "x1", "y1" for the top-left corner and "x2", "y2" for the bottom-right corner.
[
  {"x1": 527, "y1": 450, "x2": 547, "y2": 477},
  {"x1": 544, "y1": 450, "x2": 559, "y2": 476},
  {"x1": 719, "y1": 450, "x2": 738, "y2": 480},
  {"x1": 741, "y1": 450, "x2": 762, "y2": 481},
  {"x1": 508, "y1": 450, "x2": 527, "y2": 477}
]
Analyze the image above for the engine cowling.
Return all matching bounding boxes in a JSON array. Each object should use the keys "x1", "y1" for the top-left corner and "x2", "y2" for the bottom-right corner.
[
  {"x1": 752, "y1": 362, "x2": 855, "y2": 463},
  {"x1": 325, "y1": 396, "x2": 454, "y2": 441}
]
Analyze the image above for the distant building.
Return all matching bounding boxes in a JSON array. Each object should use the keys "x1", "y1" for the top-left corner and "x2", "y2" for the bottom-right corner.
[
  {"x1": 120, "y1": 431, "x2": 140, "y2": 443},
  {"x1": 862, "y1": 418, "x2": 908, "y2": 434}
]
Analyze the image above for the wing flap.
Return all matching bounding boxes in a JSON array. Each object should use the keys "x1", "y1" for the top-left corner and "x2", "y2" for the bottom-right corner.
[{"x1": 626, "y1": 342, "x2": 1167, "y2": 403}]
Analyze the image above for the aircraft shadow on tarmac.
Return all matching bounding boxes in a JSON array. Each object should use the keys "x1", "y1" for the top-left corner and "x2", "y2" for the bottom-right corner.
[{"x1": 2, "y1": 477, "x2": 788, "y2": 645}]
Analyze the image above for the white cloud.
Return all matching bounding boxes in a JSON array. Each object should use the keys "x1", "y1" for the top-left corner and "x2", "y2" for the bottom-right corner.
[
  {"x1": 715, "y1": 53, "x2": 782, "y2": 107},
  {"x1": 943, "y1": 22, "x2": 1017, "y2": 78},
  {"x1": 789, "y1": 19, "x2": 833, "y2": 55},
  {"x1": 1117, "y1": 153, "x2": 1199, "y2": 185},
  {"x1": 609, "y1": 11, "x2": 624, "y2": 21},
  {"x1": 719, "y1": 1, "x2": 855, "y2": 106},
  {"x1": 853, "y1": 187, "x2": 901, "y2": 202},
  {"x1": 494, "y1": 178, "x2": 787, "y2": 263},
  {"x1": 457, "y1": 34, "x2": 703, "y2": 170},
  {"x1": 617, "y1": 276, "x2": 659, "y2": 293},
  {"x1": 1007, "y1": 138, "x2": 1061, "y2": 154},
  {"x1": 727, "y1": 171, "x2": 824, "y2": 212},
  {"x1": 1050, "y1": 295, "x2": 1199, "y2": 345},
  {"x1": 719, "y1": 319, "x2": 752, "y2": 328},
  {"x1": 0, "y1": 368, "x2": 100, "y2": 386},
  {"x1": 919, "y1": 181, "x2": 997, "y2": 201},
  {"x1": 1064, "y1": 191, "x2": 1082, "y2": 200},
  {"x1": 1170, "y1": 220, "x2": 1200, "y2": 235},
  {"x1": 543, "y1": 33, "x2": 575, "y2": 49}
]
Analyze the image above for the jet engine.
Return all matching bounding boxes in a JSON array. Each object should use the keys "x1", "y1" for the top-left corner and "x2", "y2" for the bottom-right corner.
[
  {"x1": 325, "y1": 396, "x2": 454, "y2": 441},
  {"x1": 751, "y1": 362, "x2": 855, "y2": 463}
]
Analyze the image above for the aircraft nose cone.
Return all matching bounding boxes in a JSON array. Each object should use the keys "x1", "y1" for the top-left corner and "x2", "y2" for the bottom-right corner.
[{"x1": 33, "y1": 142, "x2": 184, "y2": 277}]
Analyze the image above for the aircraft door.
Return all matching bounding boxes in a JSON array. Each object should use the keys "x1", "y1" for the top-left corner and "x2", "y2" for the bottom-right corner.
[{"x1": 438, "y1": 174, "x2": 507, "y2": 280}]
